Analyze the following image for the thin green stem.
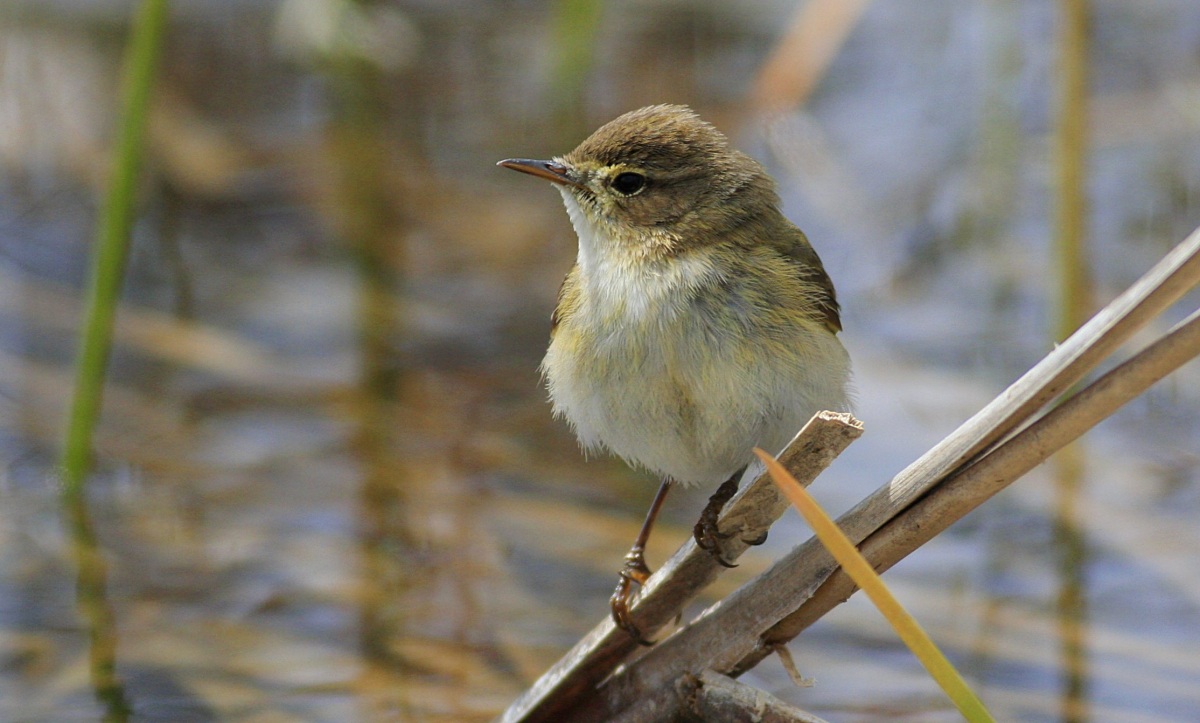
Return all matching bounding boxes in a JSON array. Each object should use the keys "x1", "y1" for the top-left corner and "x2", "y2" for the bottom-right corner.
[
  {"x1": 60, "y1": 0, "x2": 169, "y2": 492},
  {"x1": 59, "y1": 2, "x2": 171, "y2": 720},
  {"x1": 1055, "y1": 0, "x2": 1090, "y2": 342}
]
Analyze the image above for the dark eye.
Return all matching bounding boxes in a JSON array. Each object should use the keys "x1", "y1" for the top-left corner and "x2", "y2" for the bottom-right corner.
[{"x1": 611, "y1": 172, "x2": 646, "y2": 196}]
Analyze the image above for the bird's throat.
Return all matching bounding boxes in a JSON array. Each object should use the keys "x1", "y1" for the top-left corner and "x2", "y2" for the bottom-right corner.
[{"x1": 558, "y1": 190, "x2": 714, "y2": 322}]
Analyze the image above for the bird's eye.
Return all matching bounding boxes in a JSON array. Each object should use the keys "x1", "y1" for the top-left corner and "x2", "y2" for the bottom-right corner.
[{"x1": 610, "y1": 172, "x2": 646, "y2": 196}]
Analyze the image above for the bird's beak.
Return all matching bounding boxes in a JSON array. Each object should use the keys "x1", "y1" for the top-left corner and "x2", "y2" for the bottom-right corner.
[{"x1": 497, "y1": 158, "x2": 582, "y2": 188}]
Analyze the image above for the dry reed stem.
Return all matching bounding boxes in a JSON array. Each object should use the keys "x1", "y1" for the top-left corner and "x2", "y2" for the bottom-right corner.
[
  {"x1": 752, "y1": 0, "x2": 873, "y2": 112},
  {"x1": 742, "y1": 306, "x2": 1200, "y2": 667},
  {"x1": 497, "y1": 412, "x2": 863, "y2": 723},
  {"x1": 1055, "y1": 0, "x2": 1091, "y2": 342}
]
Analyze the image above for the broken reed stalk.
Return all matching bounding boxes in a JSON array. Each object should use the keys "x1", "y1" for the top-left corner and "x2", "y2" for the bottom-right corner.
[
  {"x1": 497, "y1": 225, "x2": 1200, "y2": 723},
  {"x1": 738, "y1": 305, "x2": 1200, "y2": 670},
  {"x1": 497, "y1": 412, "x2": 863, "y2": 723}
]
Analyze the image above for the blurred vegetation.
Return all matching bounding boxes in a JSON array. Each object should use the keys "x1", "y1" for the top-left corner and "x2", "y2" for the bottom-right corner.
[
  {"x1": 0, "y1": 1, "x2": 1197, "y2": 721},
  {"x1": 550, "y1": 0, "x2": 603, "y2": 127},
  {"x1": 59, "y1": 2, "x2": 168, "y2": 720},
  {"x1": 61, "y1": 0, "x2": 169, "y2": 492},
  {"x1": 1055, "y1": 0, "x2": 1091, "y2": 343}
]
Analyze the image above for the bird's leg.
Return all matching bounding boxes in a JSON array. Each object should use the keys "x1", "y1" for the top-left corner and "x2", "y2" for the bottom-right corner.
[
  {"x1": 693, "y1": 466, "x2": 755, "y2": 566},
  {"x1": 611, "y1": 478, "x2": 672, "y2": 645}
]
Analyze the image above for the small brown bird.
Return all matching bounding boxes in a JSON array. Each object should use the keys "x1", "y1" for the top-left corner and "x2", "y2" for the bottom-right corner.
[{"x1": 499, "y1": 105, "x2": 850, "y2": 642}]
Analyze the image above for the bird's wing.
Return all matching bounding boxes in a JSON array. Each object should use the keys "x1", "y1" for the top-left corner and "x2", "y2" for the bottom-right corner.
[
  {"x1": 549, "y1": 264, "x2": 582, "y2": 335},
  {"x1": 779, "y1": 227, "x2": 842, "y2": 333}
]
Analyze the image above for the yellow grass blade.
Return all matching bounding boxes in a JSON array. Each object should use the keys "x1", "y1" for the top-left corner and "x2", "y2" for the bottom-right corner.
[{"x1": 753, "y1": 448, "x2": 995, "y2": 722}]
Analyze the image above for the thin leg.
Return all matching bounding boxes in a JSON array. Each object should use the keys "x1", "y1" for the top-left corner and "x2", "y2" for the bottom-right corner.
[
  {"x1": 611, "y1": 478, "x2": 672, "y2": 645},
  {"x1": 693, "y1": 466, "x2": 748, "y2": 567}
]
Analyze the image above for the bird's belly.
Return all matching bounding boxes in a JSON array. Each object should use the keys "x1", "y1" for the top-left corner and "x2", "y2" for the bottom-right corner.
[{"x1": 541, "y1": 317, "x2": 847, "y2": 486}]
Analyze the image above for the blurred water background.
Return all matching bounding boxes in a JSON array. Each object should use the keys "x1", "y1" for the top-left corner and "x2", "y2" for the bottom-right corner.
[{"x1": 1, "y1": 1, "x2": 1200, "y2": 721}]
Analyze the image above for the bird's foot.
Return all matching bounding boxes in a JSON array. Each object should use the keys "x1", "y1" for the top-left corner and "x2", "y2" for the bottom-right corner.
[
  {"x1": 610, "y1": 546, "x2": 654, "y2": 645},
  {"x1": 693, "y1": 476, "x2": 742, "y2": 567}
]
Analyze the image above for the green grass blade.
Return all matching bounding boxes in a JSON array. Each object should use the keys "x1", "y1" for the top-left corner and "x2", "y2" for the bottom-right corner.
[{"x1": 60, "y1": 0, "x2": 170, "y2": 493}]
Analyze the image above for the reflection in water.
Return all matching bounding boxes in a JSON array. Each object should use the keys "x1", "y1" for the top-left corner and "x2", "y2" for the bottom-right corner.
[
  {"x1": 321, "y1": 34, "x2": 510, "y2": 719},
  {"x1": 62, "y1": 484, "x2": 131, "y2": 722},
  {"x1": 1052, "y1": 444, "x2": 1091, "y2": 723},
  {"x1": 320, "y1": 39, "x2": 415, "y2": 670},
  {"x1": 1051, "y1": 0, "x2": 1093, "y2": 716},
  {"x1": 158, "y1": 183, "x2": 198, "y2": 321}
]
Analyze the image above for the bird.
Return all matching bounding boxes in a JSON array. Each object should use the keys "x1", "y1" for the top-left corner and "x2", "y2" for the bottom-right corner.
[{"x1": 498, "y1": 104, "x2": 851, "y2": 642}]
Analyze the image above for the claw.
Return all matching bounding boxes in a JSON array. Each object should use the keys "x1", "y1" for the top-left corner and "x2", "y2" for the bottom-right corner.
[
  {"x1": 610, "y1": 479, "x2": 673, "y2": 645},
  {"x1": 693, "y1": 474, "x2": 742, "y2": 564},
  {"x1": 610, "y1": 551, "x2": 654, "y2": 645}
]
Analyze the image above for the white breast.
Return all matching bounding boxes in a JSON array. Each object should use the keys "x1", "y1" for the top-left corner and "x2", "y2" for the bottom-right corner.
[{"x1": 560, "y1": 191, "x2": 714, "y2": 320}]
